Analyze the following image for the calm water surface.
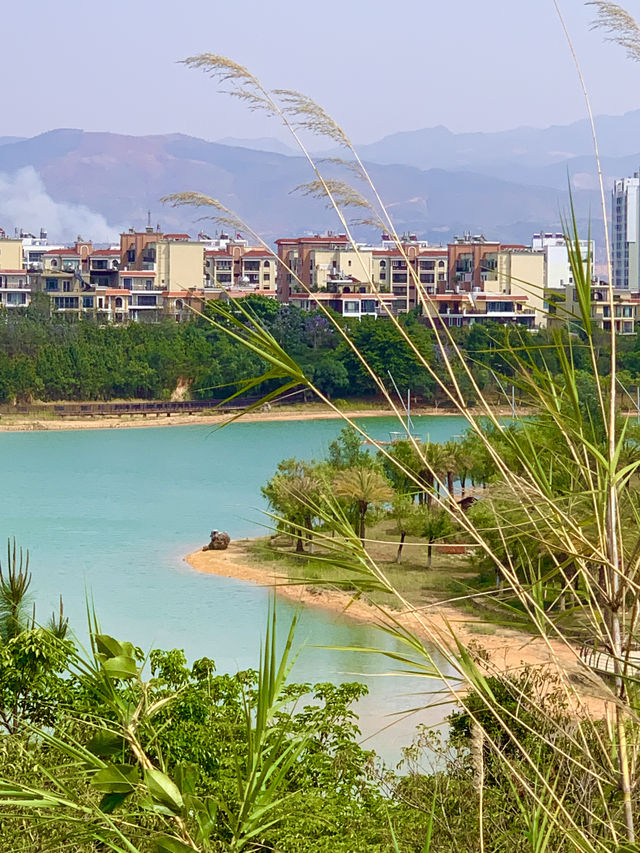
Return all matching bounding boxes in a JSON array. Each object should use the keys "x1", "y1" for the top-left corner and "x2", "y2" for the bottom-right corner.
[{"x1": 0, "y1": 415, "x2": 468, "y2": 761}]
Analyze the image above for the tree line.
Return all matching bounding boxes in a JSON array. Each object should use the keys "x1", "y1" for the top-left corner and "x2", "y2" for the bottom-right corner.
[{"x1": 3, "y1": 294, "x2": 640, "y2": 404}]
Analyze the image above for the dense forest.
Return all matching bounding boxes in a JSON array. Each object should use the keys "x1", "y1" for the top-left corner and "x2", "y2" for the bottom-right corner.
[{"x1": 3, "y1": 294, "x2": 640, "y2": 405}]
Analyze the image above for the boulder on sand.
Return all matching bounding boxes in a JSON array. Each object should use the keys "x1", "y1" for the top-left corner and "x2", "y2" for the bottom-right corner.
[{"x1": 202, "y1": 529, "x2": 231, "y2": 551}]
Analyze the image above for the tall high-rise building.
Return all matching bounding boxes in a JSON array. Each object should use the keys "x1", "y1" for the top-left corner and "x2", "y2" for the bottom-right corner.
[{"x1": 612, "y1": 172, "x2": 640, "y2": 290}]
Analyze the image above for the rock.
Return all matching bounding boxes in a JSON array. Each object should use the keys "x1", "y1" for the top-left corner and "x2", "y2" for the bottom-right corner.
[{"x1": 203, "y1": 529, "x2": 231, "y2": 551}]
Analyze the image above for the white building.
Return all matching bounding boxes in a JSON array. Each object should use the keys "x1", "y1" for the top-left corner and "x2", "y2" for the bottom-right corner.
[
  {"x1": 612, "y1": 173, "x2": 640, "y2": 290},
  {"x1": 21, "y1": 230, "x2": 65, "y2": 271},
  {"x1": 531, "y1": 232, "x2": 594, "y2": 290}
]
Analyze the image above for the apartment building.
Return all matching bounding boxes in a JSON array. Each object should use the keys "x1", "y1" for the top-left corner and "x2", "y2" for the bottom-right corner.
[
  {"x1": 532, "y1": 232, "x2": 593, "y2": 290},
  {"x1": 205, "y1": 241, "x2": 275, "y2": 293},
  {"x1": 21, "y1": 231, "x2": 64, "y2": 271},
  {"x1": 0, "y1": 235, "x2": 25, "y2": 270},
  {"x1": 612, "y1": 172, "x2": 640, "y2": 290},
  {"x1": 276, "y1": 234, "x2": 351, "y2": 300},
  {"x1": 374, "y1": 245, "x2": 448, "y2": 311},
  {"x1": 119, "y1": 271, "x2": 163, "y2": 322},
  {"x1": 31, "y1": 269, "x2": 92, "y2": 317},
  {"x1": 0, "y1": 233, "x2": 29, "y2": 310},
  {"x1": 0, "y1": 270, "x2": 30, "y2": 310},
  {"x1": 560, "y1": 281, "x2": 640, "y2": 335},
  {"x1": 424, "y1": 292, "x2": 536, "y2": 328},
  {"x1": 89, "y1": 249, "x2": 120, "y2": 288},
  {"x1": 276, "y1": 232, "x2": 448, "y2": 313}
]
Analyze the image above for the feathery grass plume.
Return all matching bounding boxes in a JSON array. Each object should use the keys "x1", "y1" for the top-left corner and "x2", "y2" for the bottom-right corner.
[
  {"x1": 588, "y1": 1, "x2": 640, "y2": 61},
  {"x1": 273, "y1": 88, "x2": 351, "y2": 147},
  {"x1": 181, "y1": 54, "x2": 278, "y2": 116},
  {"x1": 290, "y1": 178, "x2": 387, "y2": 228},
  {"x1": 161, "y1": 191, "x2": 251, "y2": 237},
  {"x1": 291, "y1": 178, "x2": 372, "y2": 209},
  {"x1": 315, "y1": 156, "x2": 367, "y2": 181}
]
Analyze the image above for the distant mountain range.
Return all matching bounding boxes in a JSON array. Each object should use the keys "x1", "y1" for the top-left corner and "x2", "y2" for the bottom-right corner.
[{"x1": 2, "y1": 112, "x2": 640, "y2": 246}]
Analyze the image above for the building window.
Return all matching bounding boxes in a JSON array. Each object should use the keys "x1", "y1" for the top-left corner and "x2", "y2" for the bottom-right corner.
[
  {"x1": 53, "y1": 297, "x2": 79, "y2": 309},
  {"x1": 63, "y1": 281, "x2": 71, "y2": 292},
  {"x1": 83, "y1": 296, "x2": 94, "y2": 308},
  {"x1": 46, "y1": 278, "x2": 58, "y2": 291},
  {"x1": 123, "y1": 278, "x2": 132, "y2": 289},
  {"x1": 392, "y1": 273, "x2": 407, "y2": 283},
  {"x1": 343, "y1": 300, "x2": 359, "y2": 313}
]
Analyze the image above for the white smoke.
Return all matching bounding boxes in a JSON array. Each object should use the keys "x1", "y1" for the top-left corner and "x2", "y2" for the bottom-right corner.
[{"x1": 0, "y1": 167, "x2": 119, "y2": 242}]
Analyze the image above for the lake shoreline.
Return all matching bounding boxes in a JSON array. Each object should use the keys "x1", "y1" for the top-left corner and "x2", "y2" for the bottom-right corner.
[
  {"x1": 0, "y1": 404, "x2": 522, "y2": 433},
  {"x1": 185, "y1": 540, "x2": 608, "y2": 714}
]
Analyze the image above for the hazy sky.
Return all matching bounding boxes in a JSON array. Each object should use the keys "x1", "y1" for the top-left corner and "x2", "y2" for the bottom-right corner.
[{"x1": 4, "y1": 0, "x2": 640, "y2": 143}]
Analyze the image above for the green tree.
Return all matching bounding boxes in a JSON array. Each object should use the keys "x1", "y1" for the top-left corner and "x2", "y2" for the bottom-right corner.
[
  {"x1": 418, "y1": 506, "x2": 453, "y2": 567},
  {"x1": 387, "y1": 494, "x2": 422, "y2": 563},
  {"x1": 333, "y1": 468, "x2": 393, "y2": 543},
  {"x1": 262, "y1": 459, "x2": 323, "y2": 552}
]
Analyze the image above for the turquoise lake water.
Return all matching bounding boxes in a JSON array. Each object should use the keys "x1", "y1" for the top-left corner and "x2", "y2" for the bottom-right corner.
[{"x1": 0, "y1": 415, "x2": 469, "y2": 761}]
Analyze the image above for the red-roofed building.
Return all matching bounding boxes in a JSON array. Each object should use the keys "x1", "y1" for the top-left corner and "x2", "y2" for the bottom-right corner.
[
  {"x1": 276, "y1": 233, "x2": 448, "y2": 313},
  {"x1": 204, "y1": 244, "x2": 275, "y2": 291},
  {"x1": 89, "y1": 248, "x2": 120, "y2": 288}
]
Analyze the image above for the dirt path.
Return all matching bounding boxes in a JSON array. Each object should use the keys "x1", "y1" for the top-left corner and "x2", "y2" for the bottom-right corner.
[{"x1": 0, "y1": 404, "x2": 521, "y2": 433}]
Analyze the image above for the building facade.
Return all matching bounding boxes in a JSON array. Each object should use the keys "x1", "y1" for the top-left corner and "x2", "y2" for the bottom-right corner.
[{"x1": 612, "y1": 172, "x2": 640, "y2": 290}]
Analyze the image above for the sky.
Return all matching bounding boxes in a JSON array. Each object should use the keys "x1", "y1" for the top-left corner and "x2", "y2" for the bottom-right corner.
[{"x1": 3, "y1": 0, "x2": 640, "y2": 143}]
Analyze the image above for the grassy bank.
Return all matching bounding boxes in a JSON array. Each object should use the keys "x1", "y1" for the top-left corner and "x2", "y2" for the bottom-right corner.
[{"x1": 242, "y1": 520, "x2": 533, "y2": 635}]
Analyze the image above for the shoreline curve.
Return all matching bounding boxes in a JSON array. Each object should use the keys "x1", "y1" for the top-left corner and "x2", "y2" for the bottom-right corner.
[{"x1": 185, "y1": 540, "x2": 608, "y2": 714}]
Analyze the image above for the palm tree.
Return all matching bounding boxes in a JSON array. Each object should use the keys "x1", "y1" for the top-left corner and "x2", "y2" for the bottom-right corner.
[
  {"x1": 262, "y1": 459, "x2": 322, "y2": 552},
  {"x1": 419, "y1": 441, "x2": 448, "y2": 507},
  {"x1": 333, "y1": 468, "x2": 393, "y2": 543},
  {"x1": 442, "y1": 439, "x2": 462, "y2": 506}
]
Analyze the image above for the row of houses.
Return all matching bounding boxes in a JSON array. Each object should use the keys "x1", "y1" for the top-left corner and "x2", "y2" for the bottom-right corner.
[{"x1": 0, "y1": 224, "x2": 637, "y2": 332}]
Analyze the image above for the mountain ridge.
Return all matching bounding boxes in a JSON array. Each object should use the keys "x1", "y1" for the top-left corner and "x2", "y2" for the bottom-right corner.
[{"x1": 3, "y1": 114, "x2": 637, "y2": 245}]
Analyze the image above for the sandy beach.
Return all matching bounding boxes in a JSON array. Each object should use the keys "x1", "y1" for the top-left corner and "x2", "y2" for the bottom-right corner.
[
  {"x1": 0, "y1": 403, "x2": 523, "y2": 433},
  {"x1": 186, "y1": 541, "x2": 611, "y2": 714}
]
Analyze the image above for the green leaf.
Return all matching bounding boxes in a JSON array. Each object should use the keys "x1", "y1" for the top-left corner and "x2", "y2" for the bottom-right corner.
[
  {"x1": 191, "y1": 796, "x2": 217, "y2": 843},
  {"x1": 152, "y1": 836, "x2": 198, "y2": 853},
  {"x1": 174, "y1": 762, "x2": 198, "y2": 795},
  {"x1": 103, "y1": 655, "x2": 138, "y2": 679},
  {"x1": 144, "y1": 769, "x2": 184, "y2": 815},
  {"x1": 91, "y1": 764, "x2": 138, "y2": 794},
  {"x1": 95, "y1": 634, "x2": 124, "y2": 659},
  {"x1": 87, "y1": 731, "x2": 125, "y2": 758},
  {"x1": 99, "y1": 791, "x2": 131, "y2": 813}
]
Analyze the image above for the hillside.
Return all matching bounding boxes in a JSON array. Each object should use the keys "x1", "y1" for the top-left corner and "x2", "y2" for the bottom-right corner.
[{"x1": 0, "y1": 129, "x2": 600, "y2": 245}]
